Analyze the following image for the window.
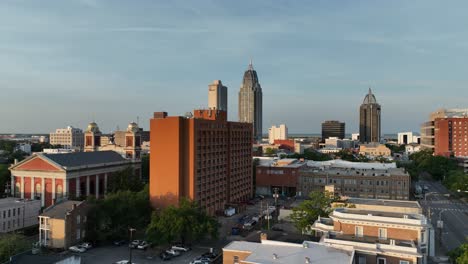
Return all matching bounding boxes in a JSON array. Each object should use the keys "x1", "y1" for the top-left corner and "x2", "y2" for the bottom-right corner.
[
  {"x1": 377, "y1": 257, "x2": 386, "y2": 264},
  {"x1": 56, "y1": 185, "x2": 63, "y2": 198},
  {"x1": 399, "y1": 261, "x2": 410, "y2": 264},
  {"x1": 355, "y1": 226, "x2": 363, "y2": 238},
  {"x1": 358, "y1": 256, "x2": 366, "y2": 264},
  {"x1": 378, "y1": 228, "x2": 387, "y2": 240},
  {"x1": 233, "y1": 256, "x2": 239, "y2": 263},
  {"x1": 77, "y1": 215, "x2": 80, "y2": 224},
  {"x1": 17, "y1": 208, "x2": 20, "y2": 215},
  {"x1": 76, "y1": 228, "x2": 81, "y2": 240}
]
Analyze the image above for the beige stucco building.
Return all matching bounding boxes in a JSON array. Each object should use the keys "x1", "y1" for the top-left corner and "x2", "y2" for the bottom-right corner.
[
  {"x1": 359, "y1": 143, "x2": 391, "y2": 157},
  {"x1": 49, "y1": 126, "x2": 84, "y2": 150},
  {"x1": 39, "y1": 200, "x2": 89, "y2": 249}
]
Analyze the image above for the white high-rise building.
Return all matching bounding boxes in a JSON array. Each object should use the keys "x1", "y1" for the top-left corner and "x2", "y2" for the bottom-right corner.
[
  {"x1": 268, "y1": 124, "x2": 288, "y2": 144},
  {"x1": 208, "y1": 80, "x2": 227, "y2": 112},
  {"x1": 49, "y1": 126, "x2": 84, "y2": 150},
  {"x1": 398, "y1": 132, "x2": 420, "y2": 145}
]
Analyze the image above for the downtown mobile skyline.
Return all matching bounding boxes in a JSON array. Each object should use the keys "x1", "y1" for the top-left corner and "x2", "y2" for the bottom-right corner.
[{"x1": 1, "y1": 0, "x2": 468, "y2": 134}]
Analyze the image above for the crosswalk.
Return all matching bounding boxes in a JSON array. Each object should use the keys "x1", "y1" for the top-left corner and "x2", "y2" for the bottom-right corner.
[{"x1": 428, "y1": 207, "x2": 468, "y2": 213}]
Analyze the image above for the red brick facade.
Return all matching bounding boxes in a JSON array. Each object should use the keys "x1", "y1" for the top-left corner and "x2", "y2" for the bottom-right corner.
[{"x1": 434, "y1": 117, "x2": 468, "y2": 157}]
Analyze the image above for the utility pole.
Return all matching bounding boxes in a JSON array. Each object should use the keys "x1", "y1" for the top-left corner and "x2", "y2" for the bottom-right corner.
[
  {"x1": 129, "y1": 227, "x2": 136, "y2": 264},
  {"x1": 267, "y1": 202, "x2": 270, "y2": 231}
]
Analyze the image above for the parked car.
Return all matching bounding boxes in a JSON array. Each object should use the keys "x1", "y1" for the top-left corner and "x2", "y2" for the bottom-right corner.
[
  {"x1": 79, "y1": 242, "x2": 92, "y2": 249},
  {"x1": 159, "y1": 252, "x2": 172, "y2": 261},
  {"x1": 165, "y1": 249, "x2": 181, "y2": 257},
  {"x1": 190, "y1": 258, "x2": 211, "y2": 264},
  {"x1": 201, "y1": 251, "x2": 218, "y2": 260},
  {"x1": 137, "y1": 241, "x2": 150, "y2": 250},
  {"x1": 129, "y1": 240, "x2": 142, "y2": 248},
  {"x1": 114, "y1": 260, "x2": 137, "y2": 264},
  {"x1": 272, "y1": 226, "x2": 284, "y2": 232},
  {"x1": 113, "y1": 240, "x2": 127, "y2": 246},
  {"x1": 69, "y1": 246, "x2": 86, "y2": 253},
  {"x1": 171, "y1": 244, "x2": 191, "y2": 252}
]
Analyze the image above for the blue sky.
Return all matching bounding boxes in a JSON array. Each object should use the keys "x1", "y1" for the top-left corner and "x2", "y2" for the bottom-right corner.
[{"x1": 1, "y1": 0, "x2": 468, "y2": 134}]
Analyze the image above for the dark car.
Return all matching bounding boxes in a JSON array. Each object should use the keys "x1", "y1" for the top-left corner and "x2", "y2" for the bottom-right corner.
[
  {"x1": 160, "y1": 252, "x2": 172, "y2": 261},
  {"x1": 272, "y1": 226, "x2": 284, "y2": 232},
  {"x1": 201, "y1": 251, "x2": 218, "y2": 260},
  {"x1": 113, "y1": 240, "x2": 127, "y2": 246}
]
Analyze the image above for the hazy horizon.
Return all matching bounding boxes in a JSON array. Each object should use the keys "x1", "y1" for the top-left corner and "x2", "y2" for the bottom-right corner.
[{"x1": 1, "y1": 0, "x2": 467, "y2": 134}]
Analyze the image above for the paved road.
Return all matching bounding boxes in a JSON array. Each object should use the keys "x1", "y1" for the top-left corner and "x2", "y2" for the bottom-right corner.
[{"x1": 419, "y1": 180, "x2": 468, "y2": 253}]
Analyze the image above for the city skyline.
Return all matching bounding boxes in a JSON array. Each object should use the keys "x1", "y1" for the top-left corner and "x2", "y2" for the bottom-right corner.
[{"x1": 2, "y1": 0, "x2": 468, "y2": 134}]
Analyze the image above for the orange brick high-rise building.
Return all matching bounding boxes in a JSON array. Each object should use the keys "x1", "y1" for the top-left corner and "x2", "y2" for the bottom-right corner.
[{"x1": 149, "y1": 109, "x2": 253, "y2": 215}]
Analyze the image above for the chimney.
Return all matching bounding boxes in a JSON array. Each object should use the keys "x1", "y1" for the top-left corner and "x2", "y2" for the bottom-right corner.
[
  {"x1": 272, "y1": 253, "x2": 278, "y2": 260},
  {"x1": 305, "y1": 257, "x2": 311, "y2": 264},
  {"x1": 153, "y1": 112, "x2": 168, "y2": 119},
  {"x1": 260, "y1": 233, "x2": 268, "y2": 241},
  {"x1": 14, "y1": 159, "x2": 18, "y2": 165},
  {"x1": 72, "y1": 203, "x2": 77, "y2": 210}
]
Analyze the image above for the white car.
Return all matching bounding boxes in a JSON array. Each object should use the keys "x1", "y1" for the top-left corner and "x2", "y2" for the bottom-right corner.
[
  {"x1": 114, "y1": 260, "x2": 137, "y2": 264},
  {"x1": 79, "y1": 242, "x2": 92, "y2": 249},
  {"x1": 165, "y1": 249, "x2": 181, "y2": 256},
  {"x1": 137, "y1": 241, "x2": 149, "y2": 250},
  {"x1": 171, "y1": 244, "x2": 191, "y2": 252},
  {"x1": 69, "y1": 246, "x2": 86, "y2": 253}
]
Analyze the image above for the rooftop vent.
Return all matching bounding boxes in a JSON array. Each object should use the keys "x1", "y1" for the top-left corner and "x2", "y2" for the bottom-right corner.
[
  {"x1": 303, "y1": 242, "x2": 309, "y2": 248},
  {"x1": 273, "y1": 253, "x2": 278, "y2": 260},
  {"x1": 403, "y1": 215, "x2": 409, "y2": 219},
  {"x1": 305, "y1": 257, "x2": 311, "y2": 264}
]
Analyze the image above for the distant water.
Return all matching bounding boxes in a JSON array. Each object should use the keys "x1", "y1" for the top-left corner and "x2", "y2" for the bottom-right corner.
[{"x1": 262, "y1": 133, "x2": 398, "y2": 139}]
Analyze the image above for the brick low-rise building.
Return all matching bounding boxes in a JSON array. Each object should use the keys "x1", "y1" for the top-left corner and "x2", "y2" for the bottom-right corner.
[
  {"x1": 9, "y1": 151, "x2": 141, "y2": 207},
  {"x1": 312, "y1": 199, "x2": 434, "y2": 264},
  {"x1": 39, "y1": 200, "x2": 89, "y2": 249},
  {"x1": 255, "y1": 158, "x2": 306, "y2": 197},
  {"x1": 299, "y1": 160, "x2": 410, "y2": 200}
]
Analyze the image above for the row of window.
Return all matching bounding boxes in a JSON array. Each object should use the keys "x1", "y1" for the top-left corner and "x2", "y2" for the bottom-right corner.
[{"x1": 2, "y1": 208, "x2": 21, "y2": 219}]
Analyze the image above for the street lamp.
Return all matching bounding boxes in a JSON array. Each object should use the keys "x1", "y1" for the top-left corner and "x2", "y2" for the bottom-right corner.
[
  {"x1": 128, "y1": 227, "x2": 136, "y2": 264},
  {"x1": 273, "y1": 188, "x2": 279, "y2": 207}
]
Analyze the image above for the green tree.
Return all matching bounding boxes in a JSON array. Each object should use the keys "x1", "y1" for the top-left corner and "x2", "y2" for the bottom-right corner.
[
  {"x1": 141, "y1": 154, "x2": 149, "y2": 181},
  {"x1": 405, "y1": 149, "x2": 458, "y2": 181},
  {"x1": 290, "y1": 191, "x2": 334, "y2": 233},
  {"x1": 449, "y1": 242, "x2": 468, "y2": 264},
  {"x1": 107, "y1": 166, "x2": 144, "y2": 193},
  {"x1": 444, "y1": 170, "x2": 468, "y2": 195},
  {"x1": 146, "y1": 198, "x2": 219, "y2": 245},
  {"x1": 0, "y1": 233, "x2": 29, "y2": 263},
  {"x1": 288, "y1": 149, "x2": 332, "y2": 161},
  {"x1": 264, "y1": 148, "x2": 276, "y2": 156},
  {"x1": 0, "y1": 165, "x2": 10, "y2": 197},
  {"x1": 86, "y1": 187, "x2": 151, "y2": 242}
]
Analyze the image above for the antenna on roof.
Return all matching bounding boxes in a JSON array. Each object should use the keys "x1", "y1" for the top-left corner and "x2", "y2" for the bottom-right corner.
[
  {"x1": 249, "y1": 58, "x2": 253, "y2": 70},
  {"x1": 137, "y1": 116, "x2": 139, "y2": 125}
]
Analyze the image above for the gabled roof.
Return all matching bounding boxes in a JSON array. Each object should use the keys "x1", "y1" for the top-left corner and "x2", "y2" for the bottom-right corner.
[
  {"x1": 43, "y1": 151, "x2": 125, "y2": 167},
  {"x1": 10, "y1": 151, "x2": 127, "y2": 171}
]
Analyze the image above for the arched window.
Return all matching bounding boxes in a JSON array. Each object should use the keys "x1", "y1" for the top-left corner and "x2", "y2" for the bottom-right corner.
[
  {"x1": 35, "y1": 183, "x2": 41, "y2": 199},
  {"x1": 14, "y1": 183, "x2": 20, "y2": 198},
  {"x1": 56, "y1": 185, "x2": 63, "y2": 199}
]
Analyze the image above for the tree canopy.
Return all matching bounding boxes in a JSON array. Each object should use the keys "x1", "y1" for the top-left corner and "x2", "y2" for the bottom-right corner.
[
  {"x1": 290, "y1": 191, "x2": 334, "y2": 233},
  {"x1": 146, "y1": 198, "x2": 218, "y2": 245},
  {"x1": 444, "y1": 170, "x2": 468, "y2": 195},
  {"x1": 107, "y1": 166, "x2": 144, "y2": 193},
  {"x1": 0, "y1": 233, "x2": 29, "y2": 263},
  {"x1": 288, "y1": 149, "x2": 332, "y2": 161},
  {"x1": 405, "y1": 149, "x2": 458, "y2": 181},
  {"x1": 449, "y1": 242, "x2": 468, "y2": 264},
  {"x1": 0, "y1": 165, "x2": 10, "y2": 197},
  {"x1": 86, "y1": 186, "x2": 151, "y2": 242}
]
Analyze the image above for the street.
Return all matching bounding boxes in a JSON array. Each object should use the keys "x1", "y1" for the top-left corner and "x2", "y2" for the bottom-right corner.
[{"x1": 419, "y1": 180, "x2": 468, "y2": 254}]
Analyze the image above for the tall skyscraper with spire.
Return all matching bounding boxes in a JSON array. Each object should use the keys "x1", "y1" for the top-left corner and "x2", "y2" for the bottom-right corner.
[
  {"x1": 359, "y1": 88, "x2": 381, "y2": 143},
  {"x1": 239, "y1": 60, "x2": 263, "y2": 142}
]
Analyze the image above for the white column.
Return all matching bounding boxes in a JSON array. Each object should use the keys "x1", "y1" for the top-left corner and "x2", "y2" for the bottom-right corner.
[
  {"x1": 39, "y1": 218, "x2": 42, "y2": 245},
  {"x1": 104, "y1": 173, "x2": 108, "y2": 196},
  {"x1": 31, "y1": 177, "x2": 35, "y2": 199},
  {"x1": 52, "y1": 178, "x2": 56, "y2": 200},
  {"x1": 76, "y1": 178, "x2": 80, "y2": 198},
  {"x1": 86, "y1": 176, "x2": 90, "y2": 196},
  {"x1": 20, "y1": 176, "x2": 25, "y2": 199},
  {"x1": 64, "y1": 179, "x2": 68, "y2": 199},
  {"x1": 41, "y1": 178, "x2": 45, "y2": 207},
  {"x1": 95, "y1": 175, "x2": 99, "y2": 199},
  {"x1": 10, "y1": 176, "x2": 15, "y2": 196}
]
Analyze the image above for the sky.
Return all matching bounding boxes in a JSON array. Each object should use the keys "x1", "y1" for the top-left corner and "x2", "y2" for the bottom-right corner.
[{"x1": 1, "y1": 0, "x2": 468, "y2": 134}]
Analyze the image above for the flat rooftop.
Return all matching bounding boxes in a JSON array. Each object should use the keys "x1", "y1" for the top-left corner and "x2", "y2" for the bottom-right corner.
[
  {"x1": 224, "y1": 240, "x2": 353, "y2": 264},
  {"x1": 333, "y1": 208, "x2": 425, "y2": 221},
  {"x1": 255, "y1": 157, "x2": 306, "y2": 168},
  {"x1": 346, "y1": 198, "x2": 420, "y2": 209},
  {"x1": 0, "y1": 198, "x2": 39, "y2": 208},
  {"x1": 306, "y1": 159, "x2": 397, "y2": 170},
  {"x1": 301, "y1": 167, "x2": 408, "y2": 177}
]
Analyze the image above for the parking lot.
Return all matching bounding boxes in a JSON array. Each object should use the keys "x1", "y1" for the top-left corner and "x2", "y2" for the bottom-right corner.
[{"x1": 70, "y1": 244, "x2": 220, "y2": 264}]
